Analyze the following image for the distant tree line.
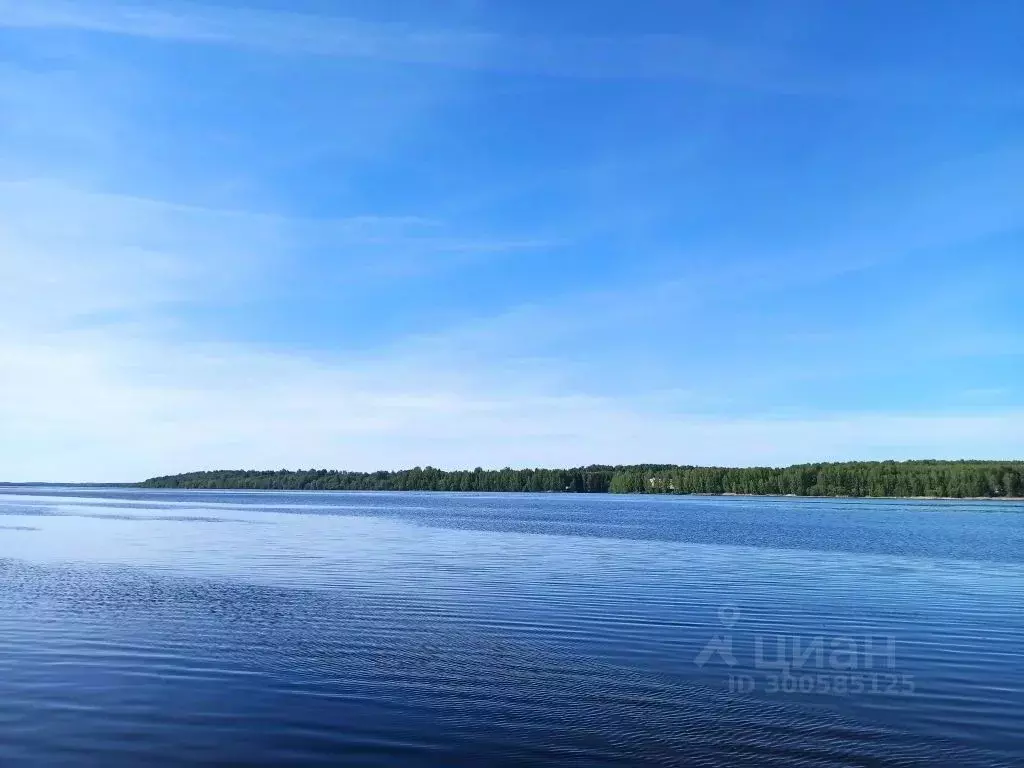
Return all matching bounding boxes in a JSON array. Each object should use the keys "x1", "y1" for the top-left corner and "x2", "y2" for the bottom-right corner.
[
  {"x1": 141, "y1": 461, "x2": 1023, "y2": 498},
  {"x1": 606, "y1": 461, "x2": 1023, "y2": 497},
  {"x1": 141, "y1": 466, "x2": 619, "y2": 493}
]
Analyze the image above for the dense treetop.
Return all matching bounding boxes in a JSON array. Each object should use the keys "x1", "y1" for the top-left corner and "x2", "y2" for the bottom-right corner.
[{"x1": 142, "y1": 461, "x2": 1023, "y2": 498}]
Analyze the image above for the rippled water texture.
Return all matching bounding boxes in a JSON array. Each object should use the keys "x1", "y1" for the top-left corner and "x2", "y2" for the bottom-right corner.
[{"x1": 1, "y1": 488, "x2": 1022, "y2": 766}]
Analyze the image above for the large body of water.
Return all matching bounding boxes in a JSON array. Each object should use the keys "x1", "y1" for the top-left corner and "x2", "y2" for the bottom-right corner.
[{"x1": 0, "y1": 487, "x2": 1021, "y2": 766}]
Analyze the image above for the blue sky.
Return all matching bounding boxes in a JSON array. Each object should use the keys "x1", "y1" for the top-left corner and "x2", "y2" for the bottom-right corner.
[{"x1": 1, "y1": 0, "x2": 1021, "y2": 481}]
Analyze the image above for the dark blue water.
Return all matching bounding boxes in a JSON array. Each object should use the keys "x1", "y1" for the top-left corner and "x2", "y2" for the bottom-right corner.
[{"x1": 1, "y1": 488, "x2": 1022, "y2": 766}]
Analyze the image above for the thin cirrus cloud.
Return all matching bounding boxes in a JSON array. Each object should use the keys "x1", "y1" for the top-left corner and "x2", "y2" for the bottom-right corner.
[
  {"x1": 0, "y1": 178, "x2": 549, "y2": 328},
  {"x1": 0, "y1": 0, "x2": 779, "y2": 78},
  {"x1": 1, "y1": 0, "x2": 1013, "y2": 103},
  {"x1": 0, "y1": 0, "x2": 491, "y2": 66}
]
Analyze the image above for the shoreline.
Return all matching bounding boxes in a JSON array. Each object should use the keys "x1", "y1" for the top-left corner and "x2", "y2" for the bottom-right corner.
[
  {"x1": 702, "y1": 492, "x2": 1024, "y2": 501},
  {"x1": 124, "y1": 487, "x2": 1024, "y2": 501},
  {"x1": 6, "y1": 483, "x2": 1015, "y2": 501}
]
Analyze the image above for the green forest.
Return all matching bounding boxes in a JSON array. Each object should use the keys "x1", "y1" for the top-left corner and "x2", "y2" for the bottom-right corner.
[{"x1": 142, "y1": 460, "x2": 1023, "y2": 498}]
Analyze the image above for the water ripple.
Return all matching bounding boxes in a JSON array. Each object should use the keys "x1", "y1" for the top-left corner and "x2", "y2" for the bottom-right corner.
[{"x1": 0, "y1": 487, "x2": 1021, "y2": 766}]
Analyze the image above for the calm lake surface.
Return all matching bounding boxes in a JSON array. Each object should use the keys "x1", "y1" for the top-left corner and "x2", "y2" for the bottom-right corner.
[{"x1": 1, "y1": 488, "x2": 1022, "y2": 766}]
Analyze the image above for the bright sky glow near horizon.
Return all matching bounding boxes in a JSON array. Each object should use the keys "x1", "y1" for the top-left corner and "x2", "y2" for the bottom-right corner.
[{"x1": 1, "y1": 0, "x2": 1022, "y2": 482}]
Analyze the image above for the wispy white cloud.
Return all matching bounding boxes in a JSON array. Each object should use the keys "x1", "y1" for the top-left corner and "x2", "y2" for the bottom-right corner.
[
  {"x1": 0, "y1": 181, "x2": 274, "y2": 328},
  {"x1": 0, "y1": 178, "x2": 549, "y2": 334},
  {"x1": 0, "y1": 0, "x2": 495, "y2": 66},
  {"x1": 395, "y1": 142, "x2": 1024, "y2": 354},
  {"x1": 3, "y1": 0, "x2": 1016, "y2": 102}
]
